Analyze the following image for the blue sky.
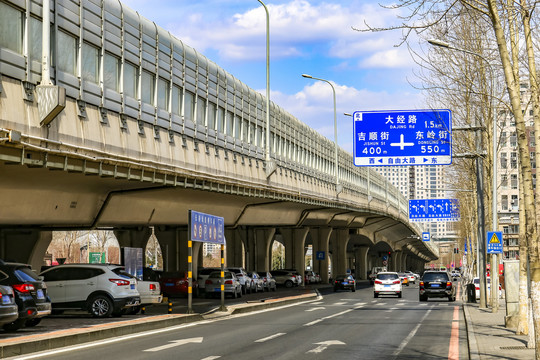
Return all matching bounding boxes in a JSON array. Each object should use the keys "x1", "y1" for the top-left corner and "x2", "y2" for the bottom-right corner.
[{"x1": 121, "y1": 0, "x2": 427, "y2": 153}]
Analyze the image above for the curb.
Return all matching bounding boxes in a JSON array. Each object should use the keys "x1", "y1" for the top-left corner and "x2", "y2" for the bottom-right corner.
[
  {"x1": 0, "y1": 292, "x2": 318, "y2": 358},
  {"x1": 462, "y1": 303, "x2": 480, "y2": 360}
]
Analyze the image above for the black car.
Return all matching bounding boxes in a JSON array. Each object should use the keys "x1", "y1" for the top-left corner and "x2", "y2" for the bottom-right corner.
[
  {"x1": 0, "y1": 284, "x2": 19, "y2": 327},
  {"x1": 0, "y1": 261, "x2": 52, "y2": 330},
  {"x1": 419, "y1": 271, "x2": 456, "y2": 302},
  {"x1": 333, "y1": 275, "x2": 356, "y2": 292}
]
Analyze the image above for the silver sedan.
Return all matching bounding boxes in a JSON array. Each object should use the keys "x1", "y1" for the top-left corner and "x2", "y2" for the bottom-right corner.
[{"x1": 204, "y1": 271, "x2": 242, "y2": 299}]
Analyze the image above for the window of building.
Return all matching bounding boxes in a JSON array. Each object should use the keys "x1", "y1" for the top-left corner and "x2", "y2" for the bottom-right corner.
[
  {"x1": 82, "y1": 43, "x2": 99, "y2": 84},
  {"x1": 103, "y1": 53, "x2": 120, "y2": 91},
  {"x1": 184, "y1": 91, "x2": 195, "y2": 121},
  {"x1": 500, "y1": 153, "x2": 507, "y2": 169},
  {"x1": 234, "y1": 116, "x2": 241, "y2": 139},
  {"x1": 501, "y1": 195, "x2": 508, "y2": 210},
  {"x1": 501, "y1": 174, "x2": 508, "y2": 189},
  {"x1": 0, "y1": 2, "x2": 23, "y2": 54},
  {"x1": 207, "y1": 102, "x2": 216, "y2": 130},
  {"x1": 510, "y1": 152, "x2": 517, "y2": 169},
  {"x1": 511, "y1": 174, "x2": 518, "y2": 189},
  {"x1": 171, "y1": 85, "x2": 182, "y2": 116},
  {"x1": 226, "y1": 111, "x2": 233, "y2": 135},
  {"x1": 510, "y1": 132, "x2": 517, "y2": 147},
  {"x1": 123, "y1": 62, "x2": 138, "y2": 99},
  {"x1": 511, "y1": 195, "x2": 518, "y2": 210},
  {"x1": 216, "y1": 106, "x2": 225, "y2": 133},
  {"x1": 29, "y1": 16, "x2": 42, "y2": 62},
  {"x1": 196, "y1": 96, "x2": 206, "y2": 126},
  {"x1": 242, "y1": 119, "x2": 249, "y2": 142},
  {"x1": 157, "y1": 78, "x2": 169, "y2": 110},
  {"x1": 57, "y1": 30, "x2": 77, "y2": 75}
]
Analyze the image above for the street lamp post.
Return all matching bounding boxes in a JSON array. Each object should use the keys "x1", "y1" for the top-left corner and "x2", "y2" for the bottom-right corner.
[
  {"x1": 301, "y1": 74, "x2": 342, "y2": 195},
  {"x1": 257, "y1": 1, "x2": 276, "y2": 178},
  {"x1": 428, "y1": 39, "x2": 497, "y2": 310}
]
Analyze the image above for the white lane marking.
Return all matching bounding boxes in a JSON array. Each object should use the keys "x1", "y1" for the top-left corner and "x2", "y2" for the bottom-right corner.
[
  {"x1": 201, "y1": 357, "x2": 221, "y2": 360},
  {"x1": 354, "y1": 302, "x2": 367, "y2": 307},
  {"x1": 304, "y1": 319, "x2": 323, "y2": 326},
  {"x1": 334, "y1": 302, "x2": 346, "y2": 305},
  {"x1": 144, "y1": 337, "x2": 203, "y2": 352},
  {"x1": 392, "y1": 309, "x2": 432, "y2": 357},
  {"x1": 12, "y1": 298, "x2": 321, "y2": 360},
  {"x1": 307, "y1": 340, "x2": 346, "y2": 354},
  {"x1": 305, "y1": 307, "x2": 326, "y2": 312},
  {"x1": 255, "y1": 333, "x2": 286, "y2": 343},
  {"x1": 385, "y1": 307, "x2": 399, "y2": 313},
  {"x1": 311, "y1": 301, "x2": 324, "y2": 305},
  {"x1": 304, "y1": 308, "x2": 354, "y2": 326}
]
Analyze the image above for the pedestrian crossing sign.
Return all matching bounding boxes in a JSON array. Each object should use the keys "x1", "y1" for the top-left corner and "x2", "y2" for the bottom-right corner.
[{"x1": 486, "y1": 231, "x2": 503, "y2": 254}]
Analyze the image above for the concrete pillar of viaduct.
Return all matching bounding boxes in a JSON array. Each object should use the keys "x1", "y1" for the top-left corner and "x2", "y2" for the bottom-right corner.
[
  {"x1": 148, "y1": 228, "x2": 192, "y2": 273},
  {"x1": 310, "y1": 227, "x2": 331, "y2": 284},
  {"x1": 355, "y1": 246, "x2": 369, "y2": 280},
  {"x1": 0, "y1": 229, "x2": 53, "y2": 272},
  {"x1": 280, "y1": 228, "x2": 309, "y2": 285},
  {"x1": 253, "y1": 228, "x2": 275, "y2": 271},
  {"x1": 332, "y1": 229, "x2": 349, "y2": 276},
  {"x1": 225, "y1": 228, "x2": 244, "y2": 267}
]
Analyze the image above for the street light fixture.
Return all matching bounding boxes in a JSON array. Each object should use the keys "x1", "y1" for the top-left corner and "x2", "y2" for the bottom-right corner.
[
  {"x1": 428, "y1": 38, "x2": 497, "y2": 310},
  {"x1": 257, "y1": 0, "x2": 276, "y2": 178},
  {"x1": 302, "y1": 74, "x2": 342, "y2": 195}
]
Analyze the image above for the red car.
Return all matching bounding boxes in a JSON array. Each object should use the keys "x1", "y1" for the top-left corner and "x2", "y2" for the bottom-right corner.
[{"x1": 160, "y1": 272, "x2": 199, "y2": 298}]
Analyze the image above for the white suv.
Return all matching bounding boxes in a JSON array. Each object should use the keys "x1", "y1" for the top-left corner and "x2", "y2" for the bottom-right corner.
[{"x1": 40, "y1": 264, "x2": 140, "y2": 318}]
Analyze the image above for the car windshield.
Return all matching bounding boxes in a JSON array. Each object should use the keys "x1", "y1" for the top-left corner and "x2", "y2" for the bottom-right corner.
[
  {"x1": 199, "y1": 268, "x2": 219, "y2": 275},
  {"x1": 377, "y1": 274, "x2": 398, "y2": 280},
  {"x1": 423, "y1": 273, "x2": 449, "y2": 281},
  {"x1": 209, "y1": 271, "x2": 232, "y2": 279}
]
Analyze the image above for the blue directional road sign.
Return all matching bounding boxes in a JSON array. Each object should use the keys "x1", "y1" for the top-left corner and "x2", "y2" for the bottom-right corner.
[
  {"x1": 487, "y1": 231, "x2": 503, "y2": 254},
  {"x1": 189, "y1": 210, "x2": 225, "y2": 244},
  {"x1": 353, "y1": 109, "x2": 452, "y2": 166},
  {"x1": 422, "y1": 232, "x2": 430, "y2": 241},
  {"x1": 409, "y1": 199, "x2": 460, "y2": 222},
  {"x1": 316, "y1": 251, "x2": 325, "y2": 260}
]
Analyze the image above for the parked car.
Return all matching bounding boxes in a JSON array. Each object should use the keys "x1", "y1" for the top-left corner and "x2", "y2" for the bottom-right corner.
[
  {"x1": 333, "y1": 275, "x2": 356, "y2": 292},
  {"x1": 197, "y1": 267, "x2": 220, "y2": 292},
  {"x1": 204, "y1": 271, "x2": 242, "y2": 298},
  {"x1": 40, "y1": 263, "x2": 140, "y2": 318},
  {"x1": 227, "y1": 267, "x2": 252, "y2": 294},
  {"x1": 398, "y1": 273, "x2": 410, "y2": 286},
  {"x1": 374, "y1": 272, "x2": 402, "y2": 298},
  {"x1": 248, "y1": 272, "x2": 264, "y2": 293},
  {"x1": 0, "y1": 285, "x2": 19, "y2": 328},
  {"x1": 419, "y1": 271, "x2": 456, "y2": 302},
  {"x1": 116, "y1": 266, "x2": 162, "y2": 315},
  {"x1": 304, "y1": 270, "x2": 319, "y2": 284},
  {"x1": 257, "y1": 271, "x2": 277, "y2": 292},
  {"x1": 280, "y1": 269, "x2": 303, "y2": 286},
  {"x1": 270, "y1": 270, "x2": 298, "y2": 288},
  {"x1": 473, "y1": 277, "x2": 502, "y2": 300},
  {"x1": 160, "y1": 271, "x2": 198, "y2": 298},
  {"x1": 0, "y1": 261, "x2": 52, "y2": 330}
]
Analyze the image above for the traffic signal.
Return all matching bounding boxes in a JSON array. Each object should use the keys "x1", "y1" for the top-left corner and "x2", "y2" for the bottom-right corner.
[{"x1": 388, "y1": 251, "x2": 391, "y2": 258}]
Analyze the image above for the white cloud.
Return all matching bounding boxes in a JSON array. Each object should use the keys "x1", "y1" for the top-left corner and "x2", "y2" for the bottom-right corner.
[{"x1": 360, "y1": 48, "x2": 416, "y2": 68}]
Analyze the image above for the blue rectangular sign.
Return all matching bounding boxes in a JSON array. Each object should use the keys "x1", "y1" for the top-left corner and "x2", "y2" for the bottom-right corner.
[
  {"x1": 487, "y1": 231, "x2": 503, "y2": 254},
  {"x1": 409, "y1": 199, "x2": 460, "y2": 222},
  {"x1": 422, "y1": 232, "x2": 430, "y2": 241},
  {"x1": 316, "y1": 251, "x2": 325, "y2": 260},
  {"x1": 190, "y1": 210, "x2": 225, "y2": 244},
  {"x1": 353, "y1": 109, "x2": 452, "y2": 166}
]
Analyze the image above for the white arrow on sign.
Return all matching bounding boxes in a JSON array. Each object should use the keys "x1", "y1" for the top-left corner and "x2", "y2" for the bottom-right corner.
[
  {"x1": 307, "y1": 340, "x2": 346, "y2": 353},
  {"x1": 144, "y1": 337, "x2": 204, "y2": 352}
]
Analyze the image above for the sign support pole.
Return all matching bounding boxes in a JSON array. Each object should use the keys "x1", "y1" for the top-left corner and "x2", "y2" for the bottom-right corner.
[
  {"x1": 219, "y1": 244, "x2": 227, "y2": 312},
  {"x1": 187, "y1": 240, "x2": 193, "y2": 314}
]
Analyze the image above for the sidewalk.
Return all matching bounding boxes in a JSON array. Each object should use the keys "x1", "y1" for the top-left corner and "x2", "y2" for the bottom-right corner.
[{"x1": 463, "y1": 299, "x2": 535, "y2": 359}]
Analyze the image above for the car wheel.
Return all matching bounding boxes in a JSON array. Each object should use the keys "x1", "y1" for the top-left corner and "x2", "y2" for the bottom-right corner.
[
  {"x1": 352, "y1": 288, "x2": 356, "y2": 292},
  {"x1": 449, "y1": 295, "x2": 456, "y2": 302},
  {"x1": 127, "y1": 306, "x2": 141, "y2": 315},
  {"x1": 25, "y1": 318, "x2": 42, "y2": 327},
  {"x1": 397, "y1": 292, "x2": 402, "y2": 298},
  {"x1": 285, "y1": 280, "x2": 293, "y2": 288},
  {"x1": 3, "y1": 318, "x2": 26, "y2": 331},
  {"x1": 89, "y1": 294, "x2": 114, "y2": 318},
  {"x1": 374, "y1": 292, "x2": 378, "y2": 298},
  {"x1": 419, "y1": 295, "x2": 427, "y2": 302}
]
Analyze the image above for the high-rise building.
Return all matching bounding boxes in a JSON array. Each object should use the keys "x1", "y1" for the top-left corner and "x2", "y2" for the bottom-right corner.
[{"x1": 496, "y1": 82, "x2": 536, "y2": 260}]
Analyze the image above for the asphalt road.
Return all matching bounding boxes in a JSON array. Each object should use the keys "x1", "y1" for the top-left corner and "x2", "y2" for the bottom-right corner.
[{"x1": 9, "y1": 282, "x2": 468, "y2": 360}]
